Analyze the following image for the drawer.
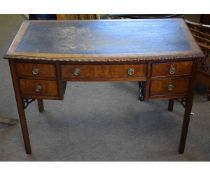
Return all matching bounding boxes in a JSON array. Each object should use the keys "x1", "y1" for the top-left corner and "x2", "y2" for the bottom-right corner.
[
  {"x1": 150, "y1": 77, "x2": 190, "y2": 97},
  {"x1": 19, "y1": 79, "x2": 59, "y2": 98},
  {"x1": 61, "y1": 64, "x2": 147, "y2": 81},
  {"x1": 151, "y1": 61, "x2": 192, "y2": 77},
  {"x1": 15, "y1": 63, "x2": 56, "y2": 78}
]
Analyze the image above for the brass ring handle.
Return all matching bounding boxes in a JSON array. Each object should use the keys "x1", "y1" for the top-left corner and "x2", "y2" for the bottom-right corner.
[
  {"x1": 128, "y1": 68, "x2": 135, "y2": 76},
  {"x1": 167, "y1": 83, "x2": 174, "y2": 92},
  {"x1": 73, "y1": 68, "x2": 80, "y2": 76},
  {"x1": 169, "y1": 65, "x2": 176, "y2": 75},
  {"x1": 35, "y1": 84, "x2": 42, "y2": 93},
  {"x1": 32, "y1": 68, "x2": 40, "y2": 75}
]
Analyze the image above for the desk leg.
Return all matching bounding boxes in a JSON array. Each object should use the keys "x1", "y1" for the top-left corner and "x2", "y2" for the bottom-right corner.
[
  {"x1": 168, "y1": 99, "x2": 174, "y2": 112},
  {"x1": 139, "y1": 81, "x2": 145, "y2": 101},
  {"x1": 9, "y1": 61, "x2": 32, "y2": 154},
  {"x1": 37, "y1": 99, "x2": 44, "y2": 112},
  {"x1": 178, "y1": 96, "x2": 193, "y2": 154},
  {"x1": 178, "y1": 61, "x2": 197, "y2": 154}
]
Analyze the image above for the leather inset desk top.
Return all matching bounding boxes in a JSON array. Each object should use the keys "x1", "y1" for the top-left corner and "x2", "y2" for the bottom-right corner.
[{"x1": 5, "y1": 19, "x2": 203, "y2": 62}]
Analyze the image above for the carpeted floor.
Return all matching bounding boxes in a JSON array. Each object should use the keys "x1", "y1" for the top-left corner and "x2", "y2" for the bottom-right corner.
[{"x1": 0, "y1": 15, "x2": 210, "y2": 161}]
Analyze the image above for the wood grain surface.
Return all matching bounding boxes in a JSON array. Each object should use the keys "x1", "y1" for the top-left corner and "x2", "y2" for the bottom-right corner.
[
  {"x1": 61, "y1": 64, "x2": 147, "y2": 81},
  {"x1": 15, "y1": 63, "x2": 56, "y2": 78},
  {"x1": 151, "y1": 61, "x2": 193, "y2": 77},
  {"x1": 19, "y1": 79, "x2": 59, "y2": 98},
  {"x1": 150, "y1": 77, "x2": 190, "y2": 97}
]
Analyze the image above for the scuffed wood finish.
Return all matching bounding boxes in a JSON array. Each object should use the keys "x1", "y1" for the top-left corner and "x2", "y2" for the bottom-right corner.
[
  {"x1": 15, "y1": 63, "x2": 56, "y2": 79},
  {"x1": 5, "y1": 19, "x2": 204, "y2": 154},
  {"x1": 19, "y1": 79, "x2": 59, "y2": 98},
  {"x1": 61, "y1": 64, "x2": 147, "y2": 81},
  {"x1": 150, "y1": 77, "x2": 190, "y2": 97},
  {"x1": 151, "y1": 61, "x2": 193, "y2": 77}
]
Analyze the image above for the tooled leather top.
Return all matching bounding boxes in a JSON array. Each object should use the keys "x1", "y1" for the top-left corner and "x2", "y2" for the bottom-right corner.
[{"x1": 5, "y1": 19, "x2": 204, "y2": 62}]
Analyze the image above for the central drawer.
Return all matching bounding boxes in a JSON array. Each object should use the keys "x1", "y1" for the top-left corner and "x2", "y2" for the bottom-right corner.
[{"x1": 61, "y1": 64, "x2": 147, "y2": 81}]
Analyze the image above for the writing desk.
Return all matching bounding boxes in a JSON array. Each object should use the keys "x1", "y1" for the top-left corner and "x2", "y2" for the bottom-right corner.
[{"x1": 4, "y1": 19, "x2": 204, "y2": 154}]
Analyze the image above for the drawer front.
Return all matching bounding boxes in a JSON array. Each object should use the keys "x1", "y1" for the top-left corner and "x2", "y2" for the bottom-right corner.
[
  {"x1": 19, "y1": 79, "x2": 58, "y2": 98},
  {"x1": 61, "y1": 64, "x2": 147, "y2": 81},
  {"x1": 152, "y1": 61, "x2": 192, "y2": 77},
  {"x1": 150, "y1": 77, "x2": 190, "y2": 97},
  {"x1": 15, "y1": 63, "x2": 56, "y2": 78}
]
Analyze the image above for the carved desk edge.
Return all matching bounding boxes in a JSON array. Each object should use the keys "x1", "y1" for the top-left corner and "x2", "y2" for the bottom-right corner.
[{"x1": 4, "y1": 18, "x2": 204, "y2": 62}]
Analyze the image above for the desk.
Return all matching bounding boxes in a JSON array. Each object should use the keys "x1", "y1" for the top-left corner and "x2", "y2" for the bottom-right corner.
[{"x1": 4, "y1": 19, "x2": 204, "y2": 154}]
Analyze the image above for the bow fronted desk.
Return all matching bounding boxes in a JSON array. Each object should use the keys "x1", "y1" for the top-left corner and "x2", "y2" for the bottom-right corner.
[{"x1": 4, "y1": 19, "x2": 204, "y2": 154}]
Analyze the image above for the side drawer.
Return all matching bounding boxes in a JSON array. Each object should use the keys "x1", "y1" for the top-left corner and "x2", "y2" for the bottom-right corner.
[
  {"x1": 150, "y1": 77, "x2": 190, "y2": 97},
  {"x1": 61, "y1": 64, "x2": 147, "y2": 81},
  {"x1": 151, "y1": 61, "x2": 192, "y2": 77},
  {"x1": 19, "y1": 79, "x2": 59, "y2": 98},
  {"x1": 15, "y1": 63, "x2": 56, "y2": 78}
]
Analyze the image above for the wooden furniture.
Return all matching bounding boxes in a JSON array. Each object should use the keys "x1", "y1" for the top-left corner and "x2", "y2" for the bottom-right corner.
[
  {"x1": 4, "y1": 19, "x2": 204, "y2": 154},
  {"x1": 56, "y1": 14, "x2": 100, "y2": 20},
  {"x1": 106, "y1": 14, "x2": 183, "y2": 19},
  {"x1": 200, "y1": 14, "x2": 210, "y2": 25},
  {"x1": 185, "y1": 19, "x2": 210, "y2": 100},
  {"x1": 105, "y1": 14, "x2": 184, "y2": 101}
]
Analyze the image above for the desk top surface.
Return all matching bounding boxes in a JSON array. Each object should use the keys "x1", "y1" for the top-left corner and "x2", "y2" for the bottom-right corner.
[{"x1": 5, "y1": 19, "x2": 203, "y2": 62}]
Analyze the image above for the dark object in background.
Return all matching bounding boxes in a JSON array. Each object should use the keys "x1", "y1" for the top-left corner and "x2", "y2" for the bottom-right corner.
[
  {"x1": 29, "y1": 14, "x2": 56, "y2": 20},
  {"x1": 105, "y1": 14, "x2": 184, "y2": 19},
  {"x1": 186, "y1": 18, "x2": 210, "y2": 100},
  {"x1": 200, "y1": 14, "x2": 210, "y2": 25}
]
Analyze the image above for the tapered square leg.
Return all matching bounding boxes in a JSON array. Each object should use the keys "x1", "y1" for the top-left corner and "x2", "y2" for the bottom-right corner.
[
  {"x1": 178, "y1": 61, "x2": 197, "y2": 154},
  {"x1": 9, "y1": 61, "x2": 32, "y2": 154},
  {"x1": 178, "y1": 97, "x2": 193, "y2": 154},
  {"x1": 18, "y1": 100, "x2": 32, "y2": 154}
]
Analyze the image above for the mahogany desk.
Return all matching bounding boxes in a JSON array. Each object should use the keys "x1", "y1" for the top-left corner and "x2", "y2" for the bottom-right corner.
[{"x1": 4, "y1": 19, "x2": 204, "y2": 154}]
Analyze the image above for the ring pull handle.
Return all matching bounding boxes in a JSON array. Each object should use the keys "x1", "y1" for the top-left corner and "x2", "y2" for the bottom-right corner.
[
  {"x1": 32, "y1": 68, "x2": 40, "y2": 76},
  {"x1": 128, "y1": 68, "x2": 135, "y2": 76},
  {"x1": 73, "y1": 68, "x2": 80, "y2": 76},
  {"x1": 167, "y1": 83, "x2": 174, "y2": 92},
  {"x1": 169, "y1": 64, "x2": 176, "y2": 75},
  {"x1": 35, "y1": 84, "x2": 42, "y2": 93}
]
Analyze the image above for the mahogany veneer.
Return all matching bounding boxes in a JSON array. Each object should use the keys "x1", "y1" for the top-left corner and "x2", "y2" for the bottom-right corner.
[
  {"x1": 61, "y1": 64, "x2": 147, "y2": 81},
  {"x1": 151, "y1": 61, "x2": 193, "y2": 77},
  {"x1": 19, "y1": 79, "x2": 59, "y2": 98},
  {"x1": 150, "y1": 77, "x2": 190, "y2": 97},
  {"x1": 4, "y1": 19, "x2": 204, "y2": 154},
  {"x1": 15, "y1": 63, "x2": 56, "y2": 79}
]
